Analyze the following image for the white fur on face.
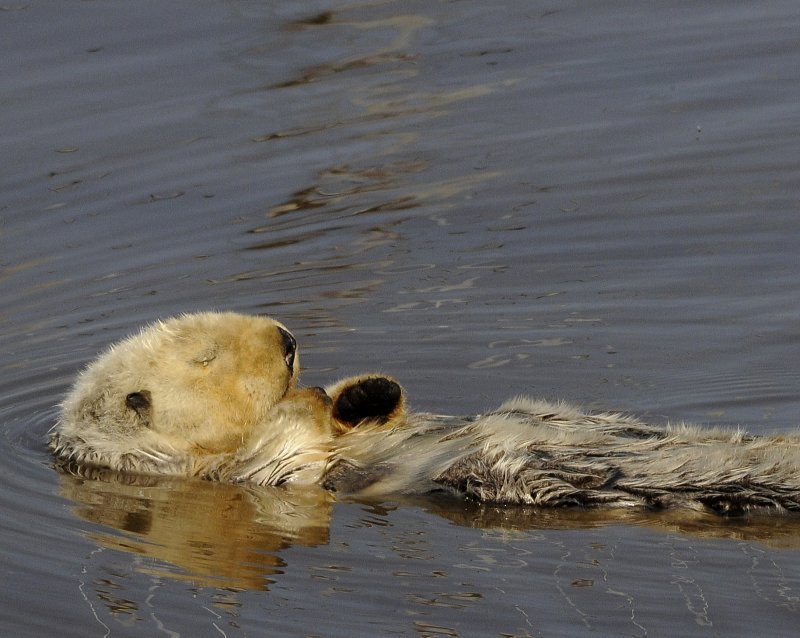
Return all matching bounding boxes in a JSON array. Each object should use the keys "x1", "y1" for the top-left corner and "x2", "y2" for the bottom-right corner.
[{"x1": 52, "y1": 312, "x2": 300, "y2": 473}]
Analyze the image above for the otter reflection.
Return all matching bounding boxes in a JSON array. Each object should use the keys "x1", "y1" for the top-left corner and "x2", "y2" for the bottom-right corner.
[
  {"x1": 60, "y1": 466, "x2": 800, "y2": 595},
  {"x1": 57, "y1": 468, "x2": 333, "y2": 590},
  {"x1": 416, "y1": 496, "x2": 800, "y2": 549}
]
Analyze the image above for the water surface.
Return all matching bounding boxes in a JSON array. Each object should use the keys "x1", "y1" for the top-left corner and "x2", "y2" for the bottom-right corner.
[{"x1": 3, "y1": 1, "x2": 800, "y2": 636}]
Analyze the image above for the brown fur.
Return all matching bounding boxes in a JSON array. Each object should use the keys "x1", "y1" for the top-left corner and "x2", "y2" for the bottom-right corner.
[{"x1": 51, "y1": 311, "x2": 800, "y2": 515}]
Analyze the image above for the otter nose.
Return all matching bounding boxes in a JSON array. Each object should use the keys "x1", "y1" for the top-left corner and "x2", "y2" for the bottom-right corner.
[{"x1": 278, "y1": 327, "x2": 297, "y2": 370}]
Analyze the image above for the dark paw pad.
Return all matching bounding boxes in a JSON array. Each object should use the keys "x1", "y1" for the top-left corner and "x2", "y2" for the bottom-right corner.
[{"x1": 334, "y1": 377, "x2": 402, "y2": 425}]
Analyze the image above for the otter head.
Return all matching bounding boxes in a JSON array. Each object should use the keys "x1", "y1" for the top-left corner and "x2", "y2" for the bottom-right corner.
[{"x1": 51, "y1": 312, "x2": 302, "y2": 473}]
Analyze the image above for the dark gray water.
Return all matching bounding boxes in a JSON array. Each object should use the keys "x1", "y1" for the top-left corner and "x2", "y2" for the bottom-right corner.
[{"x1": 3, "y1": 1, "x2": 800, "y2": 636}]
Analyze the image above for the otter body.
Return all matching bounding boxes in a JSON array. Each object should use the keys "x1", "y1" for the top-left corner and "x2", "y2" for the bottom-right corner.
[{"x1": 51, "y1": 312, "x2": 800, "y2": 515}]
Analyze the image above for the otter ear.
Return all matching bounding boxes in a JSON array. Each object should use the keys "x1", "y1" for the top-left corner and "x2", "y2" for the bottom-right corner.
[{"x1": 125, "y1": 390, "x2": 152, "y2": 425}]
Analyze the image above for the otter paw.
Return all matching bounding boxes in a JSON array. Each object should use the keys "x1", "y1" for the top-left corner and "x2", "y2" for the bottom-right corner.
[
  {"x1": 333, "y1": 377, "x2": 402, "y2": 425},
  {"x1": 307, "y1": 386, "x2": 334, "y2": 408}
]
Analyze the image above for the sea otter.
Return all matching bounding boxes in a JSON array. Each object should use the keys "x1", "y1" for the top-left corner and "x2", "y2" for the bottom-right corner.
[{"x1": 50, "y1": 311, "x2": 800, "y2": 514}]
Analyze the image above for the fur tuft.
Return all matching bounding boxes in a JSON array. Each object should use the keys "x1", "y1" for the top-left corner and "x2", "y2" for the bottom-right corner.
[{"x1": 49, "y1": 311, "x2": 800, "y2": 515}]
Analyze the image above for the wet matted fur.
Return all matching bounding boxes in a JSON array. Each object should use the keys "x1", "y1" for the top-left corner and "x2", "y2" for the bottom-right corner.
[{"x1": 50, "y1": 312, "x2": 800, "y2": 515}]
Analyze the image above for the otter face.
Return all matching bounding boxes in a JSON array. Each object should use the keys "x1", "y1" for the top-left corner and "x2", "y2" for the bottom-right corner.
[{"x1": 54, "y1": 312, "x2": 302, "y2": 468}]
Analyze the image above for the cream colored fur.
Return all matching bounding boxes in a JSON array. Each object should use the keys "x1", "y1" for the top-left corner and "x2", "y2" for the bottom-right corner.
[
  {"x1": 51, "y1": 312, "x2": 800, "y2": 515},
  {"x1": 52, "y1": 312, "x2": 334, "y2": 484}
]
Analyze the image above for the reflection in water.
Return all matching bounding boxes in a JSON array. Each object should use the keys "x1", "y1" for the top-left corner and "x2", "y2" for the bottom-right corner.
[
  {"x1": 273, "y1": 14, "x2": 431, "y2": 88},
  {"x1": 257, "y1": 167, "x2": 500, "y2": 224},
  {"x1": 284, "y1": 11, "x2": 335, "y2": 30},
  {"x1": 416, "y1": 495, "x2": 800, "y2": 549},
  {"x1": 257, "y1": 161, "x2": 427, "y2": 220},
  {"x1": 244, "y1": 5, "x2": 510, "y2": 272},
  {"x1": 354, "y1": 81, "x2": 515, "y2": 118},
  {"x1": 60, "y1": 466, "x2": 800, "y2": 596},
  {"x1": 273, "y1": 51, "x2": 418, "y2": 89},
  {"x1": 59, "y1": 470, "x2": 333, "y2": 591},
  {"x1": 223, "y1": 6, "x2": 515, "y2": 332}
]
